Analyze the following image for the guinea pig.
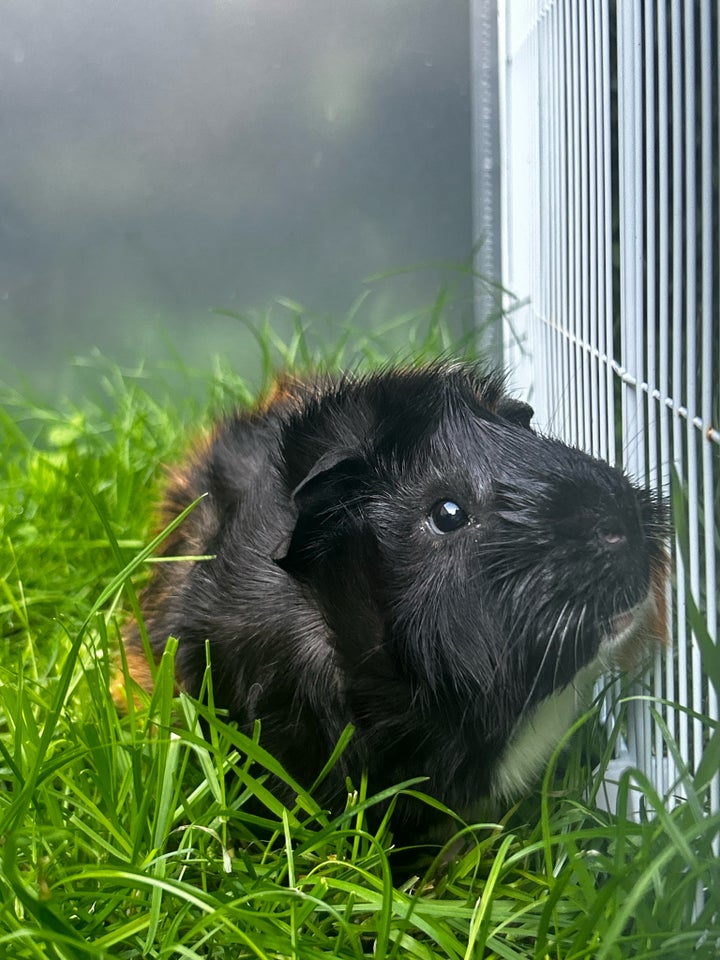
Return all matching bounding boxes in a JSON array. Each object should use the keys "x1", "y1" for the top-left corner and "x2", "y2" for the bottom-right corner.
[{"x1": 120, "y1": 362, "x2": 669, "y2": 839}]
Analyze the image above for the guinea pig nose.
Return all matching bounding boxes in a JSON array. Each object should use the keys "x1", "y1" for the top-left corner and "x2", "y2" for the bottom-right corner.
[{"x1": 599, "y1": 528, "x2": 628, "y2": 550}]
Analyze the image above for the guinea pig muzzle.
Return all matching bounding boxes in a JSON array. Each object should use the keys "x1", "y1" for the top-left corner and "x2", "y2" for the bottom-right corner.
[
  {"x1": 599, "y1": 554, "x2": 670, "y2": 671},
  {"x1": 489, "y1": 455, "x2": 669, "y2": 687}
]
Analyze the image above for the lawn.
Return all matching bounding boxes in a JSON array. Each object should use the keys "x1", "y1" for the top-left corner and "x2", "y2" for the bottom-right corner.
[{"x1": 1, "y1": 320, "x2": 718, "y2": 959}]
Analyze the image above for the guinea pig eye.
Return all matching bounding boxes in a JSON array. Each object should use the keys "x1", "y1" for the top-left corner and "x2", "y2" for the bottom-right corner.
[{"x1": 427, "y1": 499, "x2": 470, "y2": 534}]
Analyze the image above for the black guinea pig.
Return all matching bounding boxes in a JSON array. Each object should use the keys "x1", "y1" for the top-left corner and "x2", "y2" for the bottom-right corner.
[{"x1": 120, "y1": 362, "x2": 668, "y2": 838}]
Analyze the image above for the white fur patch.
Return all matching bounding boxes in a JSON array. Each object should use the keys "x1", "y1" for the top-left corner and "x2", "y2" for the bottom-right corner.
[
  {"x1": 491, "y1": 664, "x2": 596, "y2": 801},
  {"x1": 491, "y1": 594, "x2": 657, "y2": 801}
]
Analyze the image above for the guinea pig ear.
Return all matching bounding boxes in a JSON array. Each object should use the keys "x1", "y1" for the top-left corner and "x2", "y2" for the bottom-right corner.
[
  {"x1": 495, "y1": 398, "x2": 535, "y2": 431},
  {"x1": 272, "y1": 448, "x2": 367, "y2": 576}
]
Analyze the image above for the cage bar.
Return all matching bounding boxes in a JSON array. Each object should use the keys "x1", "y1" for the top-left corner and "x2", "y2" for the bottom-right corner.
[{"x1": 491, "y1": 0, "x2": 720, "y2": 834}]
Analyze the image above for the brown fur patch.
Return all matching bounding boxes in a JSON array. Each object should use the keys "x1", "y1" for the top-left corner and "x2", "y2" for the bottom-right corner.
[
  {"x1": 257, "y1": 373, "x2": 305, "y2": 412},
  {"x1": 114, "y1": 427, "x2": 217, "y2": 707},
  {"x1": 156, "y1": 429, "x2": 214, "y2": 554},
  {"x1": 648, "y1": 551, "x2": 671, "y2": 647},
  {"x1": 111, "y1": 643, "x2": 156, "y2": 712}
]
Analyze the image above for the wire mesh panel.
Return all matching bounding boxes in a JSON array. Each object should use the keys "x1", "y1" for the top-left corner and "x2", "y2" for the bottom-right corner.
[{"x1": 495, "y1": 0, "x2": 719, "y2": 821}]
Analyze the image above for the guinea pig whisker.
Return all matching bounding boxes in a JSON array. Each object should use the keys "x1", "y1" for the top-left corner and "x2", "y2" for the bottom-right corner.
[
  {"x1": 514, "y1": 600, "x2": 572, "y2": 725},
  {"x1": 547, "y1": 601, "x2": 576, "y2": 691},
  {"x1": 559, "y1": 601, "x2": 587, "y2": 693}
]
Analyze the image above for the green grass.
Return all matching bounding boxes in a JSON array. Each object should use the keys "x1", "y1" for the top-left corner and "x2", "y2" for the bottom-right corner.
[{"x1": 1, "y1": 320, "x2": 719, "y2": 959}]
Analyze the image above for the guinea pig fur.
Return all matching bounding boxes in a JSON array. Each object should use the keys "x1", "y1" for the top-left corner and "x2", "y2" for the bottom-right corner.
[{"x1": 120, "y1": 362, "x2": 669, "y2": 838}]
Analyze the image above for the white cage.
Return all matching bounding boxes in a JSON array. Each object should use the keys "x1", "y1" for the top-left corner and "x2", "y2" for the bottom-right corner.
[{"x1": 484, "y1": 0, "x2": 719, "y2": 819}]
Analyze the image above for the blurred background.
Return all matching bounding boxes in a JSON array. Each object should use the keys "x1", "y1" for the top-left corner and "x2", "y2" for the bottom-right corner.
[{"x1": 0, "y1": 0, "x2": 474, "y2": 398}]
